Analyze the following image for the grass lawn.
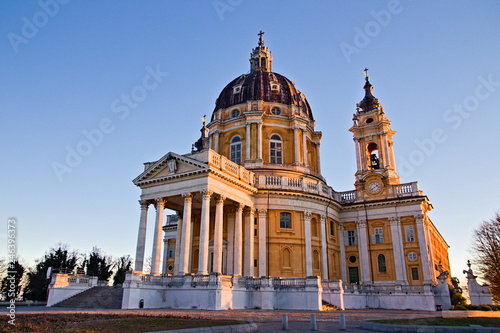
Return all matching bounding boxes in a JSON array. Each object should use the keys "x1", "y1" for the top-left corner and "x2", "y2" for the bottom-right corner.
[
  {"x1": 373, "y1": 317, "x2": 500, "y2": 327},
  {"x1": 0, "y1": 313, "x2": 245, "y2": 333}
]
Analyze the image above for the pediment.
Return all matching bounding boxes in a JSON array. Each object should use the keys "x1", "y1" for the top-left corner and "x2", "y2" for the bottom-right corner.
[{"x1": 133, "y1": 152, "x2": 209, "y2": 185}]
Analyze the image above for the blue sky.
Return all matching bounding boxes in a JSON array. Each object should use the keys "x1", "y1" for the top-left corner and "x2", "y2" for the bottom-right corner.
[{"x1": 1, "y1": 1, "x2": 499, "y2": 284}]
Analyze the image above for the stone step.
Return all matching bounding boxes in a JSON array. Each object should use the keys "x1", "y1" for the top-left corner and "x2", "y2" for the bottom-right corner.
[{"x1": 54, "y1": 286, "x2": 123, "y2": 309}]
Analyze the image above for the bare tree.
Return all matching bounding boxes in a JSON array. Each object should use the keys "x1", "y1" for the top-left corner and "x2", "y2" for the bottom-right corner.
[{"x1": 471, "y1": 212, "x2": 500, "y2": 303}]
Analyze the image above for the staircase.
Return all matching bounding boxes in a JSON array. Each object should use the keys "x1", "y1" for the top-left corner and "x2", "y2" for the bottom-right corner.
[
  {"x1": 53, "y1": 286, "x2": 123, "y2": 309},
  {"x1": 322, "y1": 300, "x2": 339, "y2": 311}
]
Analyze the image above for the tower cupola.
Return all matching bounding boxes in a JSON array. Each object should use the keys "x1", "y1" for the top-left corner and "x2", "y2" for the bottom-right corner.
[
  {"x1": 350, "y1": 70, "x2": 400, "y2": 196},
  {"x1": 249, "y1": 31, "x2": 273, "y2": 72}
]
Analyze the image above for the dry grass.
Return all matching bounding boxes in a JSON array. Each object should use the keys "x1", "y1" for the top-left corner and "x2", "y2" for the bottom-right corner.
[
  {"x1": 0, "y1": 313, "x2": 244, "y2": 332},
  {"x1": 373, "y1": 317, "x2": 500, "y2": 327}
]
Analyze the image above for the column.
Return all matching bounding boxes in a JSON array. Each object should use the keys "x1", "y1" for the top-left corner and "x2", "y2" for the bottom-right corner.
[
  {"x1": 257, "y1": 122, "x2": 263, "y2": 161},
  {"x1": 134, "y1": 200, "x2": 149, "y2": 272},
  {"x1": 214, "y1": 131, "x2": 220, "y2": 153},
  {"x1": 339, "y1": 224, "x2": 347, "y2": 282},
  {"x1": 356, "y1": 220, "x2": 371, "y2": 283},
  {"x1": 245, "y1": 123, "x2": 251, "y2": 161},
  {"x1": 151, "y1": 198, "x2": 166, "y2": 275},
  {"x1": 303, "y1": 131, "x2": 308, "y2": 167},
  {"x1": 354, "y1": 138, "x2": 362, "y2": 172},
  {"x1": 304, "y1": 211, "x2": 313, "y2": 276},
  {"x1": 320, "y1": 215, "x2": 328, "y2": 279},
  {"x1": 226, "y1": 208, "x2": 235, "y2": 275},
  {"x1": 389, "y1": 217, "x2": 407, "y2": 282},
  {"x1": 258, "y1": 209, "x2": 267, "y2": 276},
  {"x1": 213, "y1": 195, "x2": 225, "y2": 274},
  {"x1": 188, "y1": 217, "x2": 194, "y2": 273},
  {"x1": 179, "y1": 193, "x2": 193, "y2": 275},
  {"x1": 415, "y1": 214, "x2": 432, "y2": 283},
  {"x1": 173, "y1": 213, "x2": 183, "y2": 275},
  {"x1": 162, "y1": 237, "x2": 169, "y2": 275},
  {"x1": 198, "y1": 190, "x2": 212, "y2": 275},
  {"x1": 234, "y1": 203, "x2": 244, "y2": 276},
  {"x1": 244, "y1": 207, "x2": 255, "y2": 276},
  {"x1": 293, "y1": 126, "x2": 300, "y2": 165},
  {"x1": 383, "y1": 135, "x2": 391, "y2": 168},
  {"x1": 316, "y1": 142, "x2": 322, "y2": 175}
]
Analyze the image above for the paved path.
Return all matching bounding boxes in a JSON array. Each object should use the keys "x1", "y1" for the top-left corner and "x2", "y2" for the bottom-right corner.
[{"x1": 7, "y1": 306, "x2": 441, "y2": 332}]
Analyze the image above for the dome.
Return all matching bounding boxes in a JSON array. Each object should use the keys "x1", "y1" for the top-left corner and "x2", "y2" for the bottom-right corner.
[{"x1": 212, "y1": 71, "x2": 313, "y2": 120}]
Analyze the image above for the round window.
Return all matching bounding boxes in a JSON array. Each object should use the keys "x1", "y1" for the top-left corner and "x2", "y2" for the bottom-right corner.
[
  {"x1": 349, "y1": 256, "x2": 357, "y2": 263},
  {"x1": 271, "y1": 107, "x2": 281, "y2": 115},
  {"x1": 231, "y1": 109, "x2": 240, "y2": 117},
  {"x1": 408, "y1": 252, "x2": 418, "y2": 261}
]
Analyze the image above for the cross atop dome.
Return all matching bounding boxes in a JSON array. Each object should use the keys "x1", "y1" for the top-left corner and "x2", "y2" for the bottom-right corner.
[
  {"x1": 250, "y1": 31, "x2": 273, "y2": 72},
  {"x1": 258, "y1": 30, "x2": 265, "y2": 46}
]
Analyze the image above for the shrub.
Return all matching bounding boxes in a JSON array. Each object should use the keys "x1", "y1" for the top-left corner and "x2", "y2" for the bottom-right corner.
[
  {"x1": 454, "y1": 305, "x2": 467, "y2": 310},
  {"x1": 479, "y1": 305, "x2": 493, "y2": 311}
]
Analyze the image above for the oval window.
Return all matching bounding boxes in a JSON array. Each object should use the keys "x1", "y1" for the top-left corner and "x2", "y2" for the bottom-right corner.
[
  {"x1": 271, "y1": 107, "x2": 281, "y2": 115},
  {"x1": 231, "y1": 109, "x2": 240, "y2": 118},
  {"x1": 366, "y1": 118, "x2": 374, "y2": 123}
]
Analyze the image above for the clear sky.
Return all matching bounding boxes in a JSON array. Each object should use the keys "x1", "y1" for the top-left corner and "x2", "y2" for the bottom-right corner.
[{"x1": 1, "y1": 1, "x2": 499, "y2": 285}]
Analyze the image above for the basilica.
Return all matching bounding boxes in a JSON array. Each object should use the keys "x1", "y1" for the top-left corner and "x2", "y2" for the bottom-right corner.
[{"x1": 122, "y1": 33, "x2": 451, "y2": 311}]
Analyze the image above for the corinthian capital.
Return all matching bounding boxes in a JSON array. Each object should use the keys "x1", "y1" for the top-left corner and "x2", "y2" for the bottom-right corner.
[
  {"x1": 389, "y1": 217, "x2": 400, "y2": 226},
  {"x1": 139, "y1": 200, "x2": 149, "y2": 210},
  {"x1": 356, "y1": 219, "x2": 367, "y2": 228}
]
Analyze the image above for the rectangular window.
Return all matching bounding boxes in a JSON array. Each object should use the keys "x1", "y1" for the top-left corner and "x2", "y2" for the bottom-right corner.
[
  {"x1": 230, "y1": 143, "x2": 242, "y2": 165},
  {"x1": 329, "y1": 220, "x2": 335, "y2": 236},
  {"x1": 168, "y1": 245, "x2": 175, "y2": 258},
  {"x1": 344, "y1": 230, "x2": 357, "y2": 246},
  {"x1": 372, "y1": 227, "x2": 384, "y2": 244},
  {"x1": 270, "y1": 141, "x2": 282, "y2": 164},
  {"x1": 405, "y1": 225, "x2": 415, "y2": 242},
  {"x1": 254, "y1": 228, "x2": 257, "y2": 236},
  {"x1": 254, "y1": 259, "x2": 257, "y2": 267},
  {"x1": 411, "y1": 267, "x2": 419, "y2": 280},
  {"x1": 279, "y1": 212, "x2": 292, "y2": 229}
]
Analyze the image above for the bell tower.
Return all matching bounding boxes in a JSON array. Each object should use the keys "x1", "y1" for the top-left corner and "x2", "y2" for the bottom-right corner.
[{"x1": 350, "y1": 70, "x2": 400, "y2": 197}]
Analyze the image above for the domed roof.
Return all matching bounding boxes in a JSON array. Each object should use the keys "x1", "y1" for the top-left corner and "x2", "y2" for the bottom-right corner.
[
  {"x1": 212, "y1": 32, "x2": 313, "y2": 121},
  {"x1": 212, "y1": 71, "x2": 313, "y2": 120}
]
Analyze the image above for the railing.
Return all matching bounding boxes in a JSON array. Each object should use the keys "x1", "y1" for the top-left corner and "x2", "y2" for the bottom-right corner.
[
  {"x1": 338, "y1": 190, "x2": 356, "y2": 203},
  {"x1": 191, "y1": 275, "x2": 210, "y2": 287},
  {"x1": 68, "y1": 276, "x2": 92, "y2": 285},
  {"x1": 327, "y1": 282, "x2": 427, "y2": 295},
  {"x1": 396, "y1": 182, "x2": 421, "y2": 197},
  {"x1": 273, "y1": 277, "x2": 307, "y2": 289},
  {"x1": 207, "y1": 150, "x2": 255, "y2": 185},
  {"x1": 141, "y1": 275, "x2": 184, "y2": 287}
]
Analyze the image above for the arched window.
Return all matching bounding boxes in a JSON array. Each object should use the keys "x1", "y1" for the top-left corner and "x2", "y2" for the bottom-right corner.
[
  {"x1": 270, "y1": 134, "x2": 282, "y2": 164},
  {"x1": 367, "y1": 143, "x2": 380, "y2": 169},
  {"x1": 230, "y1": 136, "x2": 242, "y2": 165},
  {"x1": 378, "y1": 254, "x2": 387, "y2": 273}
]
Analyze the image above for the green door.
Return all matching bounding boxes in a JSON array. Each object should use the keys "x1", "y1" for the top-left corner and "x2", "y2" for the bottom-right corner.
[{"x1": 348, "y1": 267, "x2": 359, "y2": 284}]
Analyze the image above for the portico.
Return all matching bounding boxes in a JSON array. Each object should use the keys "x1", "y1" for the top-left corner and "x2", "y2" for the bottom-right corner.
[{"x1": 132, "y1": 149, "x2": 257, "y2": 277}]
